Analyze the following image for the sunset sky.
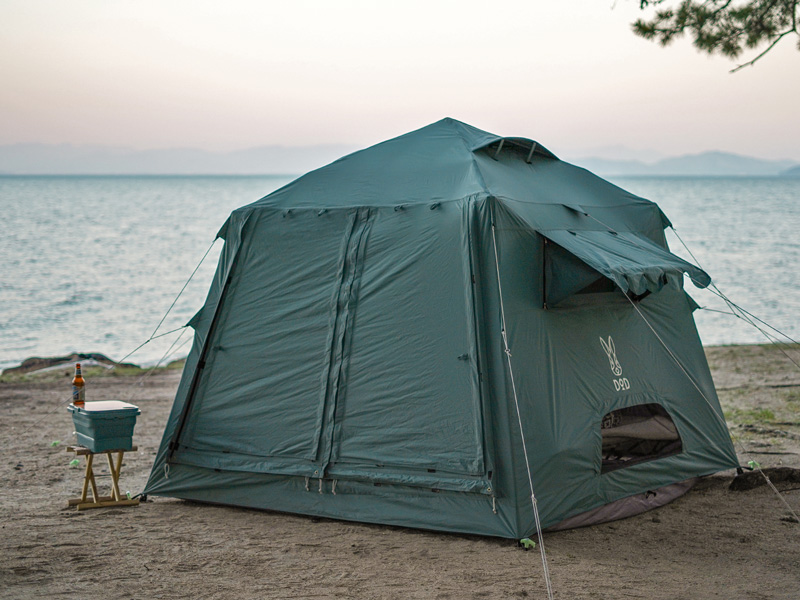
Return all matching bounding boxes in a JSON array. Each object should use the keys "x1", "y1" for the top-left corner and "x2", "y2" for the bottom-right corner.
[{"x1": 2, "y1": 0, "x2": 798, "y2": 160}]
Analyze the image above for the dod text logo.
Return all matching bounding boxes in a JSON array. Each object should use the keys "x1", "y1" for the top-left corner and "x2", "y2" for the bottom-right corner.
[{"x1": 599, "y1": 336, "x2": 630, "y2": 391}]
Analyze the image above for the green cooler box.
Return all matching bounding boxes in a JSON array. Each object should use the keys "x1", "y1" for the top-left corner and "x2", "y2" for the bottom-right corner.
[{"x1": 68, "y1": 401, "x2": 141, "y2": 452}]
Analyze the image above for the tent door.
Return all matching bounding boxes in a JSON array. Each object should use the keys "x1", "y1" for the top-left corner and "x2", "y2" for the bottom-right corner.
[
  {"x1": 320, "y1": 202, "x2": 493, "y2": 494},
  {"x1": 168, "y1": 208, "x2": 368, "y2": 479},
  {"x1": 315, "y1": 207, "x2": 373, "y2": 474}
]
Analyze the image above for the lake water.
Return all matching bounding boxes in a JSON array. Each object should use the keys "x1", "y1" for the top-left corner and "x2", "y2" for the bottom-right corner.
[{"x1": 0, "y1": 175, "x2": 798, "y2": 371}]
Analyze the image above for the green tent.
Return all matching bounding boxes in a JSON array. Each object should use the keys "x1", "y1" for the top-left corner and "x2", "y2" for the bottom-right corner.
[{"x1": 144, "y1": 118, "x2": 738, "y2": 537}]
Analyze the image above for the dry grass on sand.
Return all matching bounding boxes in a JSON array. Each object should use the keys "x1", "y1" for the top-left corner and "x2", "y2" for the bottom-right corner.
[{"x1": 1, "y1": 345, "x2": 799, "y2": 599}]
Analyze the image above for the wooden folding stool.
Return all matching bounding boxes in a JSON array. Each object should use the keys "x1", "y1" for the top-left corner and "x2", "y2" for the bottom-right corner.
[{"x1": 66, "y1": 445, "x2": 140, "y2": 510}]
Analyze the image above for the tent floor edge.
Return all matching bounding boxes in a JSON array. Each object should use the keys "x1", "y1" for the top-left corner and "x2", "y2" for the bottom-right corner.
[{"x1": 142, "y1": 465, "x2": 520, "y2": 539}]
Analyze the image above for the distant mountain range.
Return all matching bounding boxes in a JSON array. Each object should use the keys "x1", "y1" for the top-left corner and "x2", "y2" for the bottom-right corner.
[
  {"x1": 570, "y1": 151, "x2": 799, "y2": 177},
  {"x1": 0, "y1": 143, "x2": 798, "y2": 177},
  {"x1": 782, "y1": 165, "x2": 800, "y2": 177}
]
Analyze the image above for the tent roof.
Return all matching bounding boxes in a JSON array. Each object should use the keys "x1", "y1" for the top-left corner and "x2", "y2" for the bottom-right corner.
[{"x1": 241, "y1": 118, "x2": 655, "y2": 213}]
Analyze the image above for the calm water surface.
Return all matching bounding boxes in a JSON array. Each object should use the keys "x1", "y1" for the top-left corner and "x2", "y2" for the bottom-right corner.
[{"x1": 0, "y1": 175, "x2": 797, "y2": 370}]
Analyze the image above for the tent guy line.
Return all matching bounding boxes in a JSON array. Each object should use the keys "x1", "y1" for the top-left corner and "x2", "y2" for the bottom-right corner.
[
  {"x1": 119, "y1": 330, "x2": 191, "y2": 405},
  {"x1": 665, "y1": 227, "x2": 800, "y2": 370},
  {"x1": 702, "y1": 288, "x2": 800, "y2": 369},
  {"x1": 668, "y1": 227, "x2": 800, "y2": 347},
  {"x1": 491, "y1": 219, "x2": 554, "y2": 600},
  {"x1": 147, "y1": 238, "x2": 221, "y2": 347}
]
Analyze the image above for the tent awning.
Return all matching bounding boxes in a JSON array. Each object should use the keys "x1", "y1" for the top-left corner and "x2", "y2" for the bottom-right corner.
[{"x1": 542, "y1": 229, "x2": 710, "y2": 304}]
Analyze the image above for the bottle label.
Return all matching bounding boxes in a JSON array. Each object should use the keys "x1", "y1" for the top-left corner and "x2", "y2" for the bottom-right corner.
[{"x1": 72, "y1": 385, "x2": 85, "y2": 403}]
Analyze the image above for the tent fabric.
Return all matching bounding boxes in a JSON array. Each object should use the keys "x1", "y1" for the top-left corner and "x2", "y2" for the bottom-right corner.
[
  {"x1": 541, "y1": 229, "x2": 711, "y2": 302},
  {"x1": 143, "y1": 118, "x2": 738, "y2": 539}
]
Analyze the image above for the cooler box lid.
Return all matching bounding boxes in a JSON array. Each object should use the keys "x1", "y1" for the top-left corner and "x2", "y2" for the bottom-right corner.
[{"x1": 68, "y1": 401, "x2": 141, "y2": 417}]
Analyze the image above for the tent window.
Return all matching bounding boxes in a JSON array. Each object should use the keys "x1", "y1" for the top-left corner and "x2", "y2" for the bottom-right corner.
[
  {"x1": 576, "y1": 276, "x2": 616, "y2": 295},
  {"x1": 600, "y1": 404, "x2": 682, "y2": 474},
  {"x1": 541, "y1": 229, "x2": 710, "y2": 307},
  {"x1": 575, "y1": 276, "x2": 659, "y2": 301},
  {"x1": 543, "y1": 238, "x2": 658, "y2": 306}
]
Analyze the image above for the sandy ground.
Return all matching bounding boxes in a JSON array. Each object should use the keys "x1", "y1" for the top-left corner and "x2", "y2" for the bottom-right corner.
[{"x1": 1, "y1": 345, "x2": 799, "y2": 599}]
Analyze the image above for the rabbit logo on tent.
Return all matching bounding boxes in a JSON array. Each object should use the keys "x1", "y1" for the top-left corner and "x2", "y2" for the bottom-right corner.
[
  {"x1": 599, "y1": 336, "x2": 622, "y2": 376},
  {"x1": 600, "y1": 336, "x2": 630, "y2": 391}
]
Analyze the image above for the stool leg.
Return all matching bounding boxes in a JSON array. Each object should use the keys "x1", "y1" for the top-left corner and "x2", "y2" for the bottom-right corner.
[
  {"x1": 87, "y1": 455, "x2": 99, "y2": 503},
  {"x1": 115, "y1": 451, "x2": 125, "y2": 493},
  {"x1": 80, "y1": 454, "x2": 92, "y2": 503},
  {"x1": 106, "y1": 451, "x2": 122, "y2": 501}
]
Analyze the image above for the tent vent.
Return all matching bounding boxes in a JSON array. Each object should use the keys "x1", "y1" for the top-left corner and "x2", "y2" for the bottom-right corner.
[{"x1": 600, "y1": 404, "x2": 682, "y2": 474}]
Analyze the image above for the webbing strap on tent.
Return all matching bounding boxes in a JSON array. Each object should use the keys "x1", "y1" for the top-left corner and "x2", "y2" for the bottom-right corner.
[{"x1": 491, "y1": 218, "x2": 554, "y2": 600}]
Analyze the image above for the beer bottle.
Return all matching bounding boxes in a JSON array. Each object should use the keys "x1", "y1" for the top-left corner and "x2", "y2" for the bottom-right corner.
[{"x1": 72, "y1": 363, "x2": 85, "y2": 406}]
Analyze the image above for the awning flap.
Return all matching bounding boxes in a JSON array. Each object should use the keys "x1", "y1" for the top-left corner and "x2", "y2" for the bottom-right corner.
[{"x1": 542, "y1": 229, "x2": 711, "y2": 299}]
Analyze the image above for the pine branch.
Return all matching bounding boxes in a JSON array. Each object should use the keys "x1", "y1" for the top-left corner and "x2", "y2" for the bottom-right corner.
[
  {"x1": 634, "y1": 0, "x2": 799, "y2": 70},
  {"x1": 730, "y1": 26, "x2": 798, "y2": 71}
]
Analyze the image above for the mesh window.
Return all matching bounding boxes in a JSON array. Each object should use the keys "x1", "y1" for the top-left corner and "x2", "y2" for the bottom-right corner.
[{"x1": 601, "y1": 403, "x2": 682, "y2": 474}]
